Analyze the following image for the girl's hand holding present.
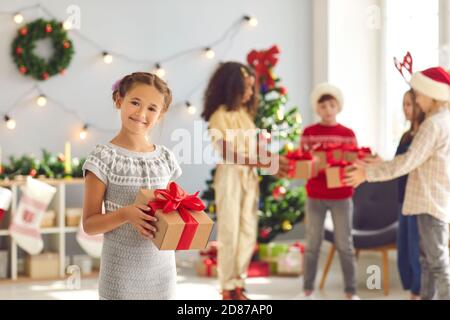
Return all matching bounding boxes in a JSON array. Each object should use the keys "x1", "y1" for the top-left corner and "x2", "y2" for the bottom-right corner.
[
  {"x1": 120, "y1": 204, "x2": 158, "y2": 240},
  {"x1": 343, "y1": 160, "x2": 368, "y2": 188},
  {"x1": 362, "y1": 154, "x2": 383, "y2": 164}
]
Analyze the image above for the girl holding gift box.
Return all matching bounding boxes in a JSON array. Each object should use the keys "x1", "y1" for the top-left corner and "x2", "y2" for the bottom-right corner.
[
  {"x1": 202, "y1": 62, "x2": 289, "y2": 300},
  {"x1": 299, "y1": 83, "x2": 360, "y2": 300},
  {"x1": 82, "y1": 72, "x2": 182, "y2": 300},
  {"x1": 367, "y1": 88, "x2": 425, "y2": 299},
  {"x1": 346, "y1": 67, "x2": 450, "y2": 300}
]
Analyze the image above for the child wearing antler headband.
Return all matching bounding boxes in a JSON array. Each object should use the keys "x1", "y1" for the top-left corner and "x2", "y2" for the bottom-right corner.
[
  {"x1": 346, "y1": 64, "x2": 450, "y2": 299},
  {"x1": 365, "y1": 53, "x2": 426, "y2": 299}
]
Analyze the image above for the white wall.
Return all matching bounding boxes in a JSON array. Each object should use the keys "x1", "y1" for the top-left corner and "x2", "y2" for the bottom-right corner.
[
  {"x1": 0, "y1": 0, "x2": 313, "y2": 195},
  {"x1": 328, "y1": 0, "x2": 382, "y2": 152}
]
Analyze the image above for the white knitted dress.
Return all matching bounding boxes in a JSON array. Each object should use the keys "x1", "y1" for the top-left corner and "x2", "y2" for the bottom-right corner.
[{"x1": 82, "y1": 142, "x2": 182, "y2": 300}]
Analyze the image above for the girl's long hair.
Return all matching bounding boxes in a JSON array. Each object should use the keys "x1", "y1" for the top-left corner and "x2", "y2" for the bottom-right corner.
[
  {"x1": 201, "y1": 62, "x2": 258, "y2": 121},
  {"x1": 400, "y1": 89, "x2": 425, "y2": 144}
]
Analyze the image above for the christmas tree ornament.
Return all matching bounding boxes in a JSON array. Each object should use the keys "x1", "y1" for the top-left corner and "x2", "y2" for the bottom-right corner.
[{"x1": 281, "y1": 220, "x2": 293, "y2": 231}]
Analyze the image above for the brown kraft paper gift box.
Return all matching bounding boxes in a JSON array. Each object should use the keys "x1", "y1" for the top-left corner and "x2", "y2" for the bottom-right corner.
[
  {"x1": 291, "y1": 159, "x2": 320, "y2": 180},
  {"x1": 325, "y1": 166, "x2": 355, "y2": 189},
  {"x1": 134, "y1": 189, "x2": 214, "y2": 250},
  {"x1": 312, "y1": 150, "x2": 343, "y2": 170}
]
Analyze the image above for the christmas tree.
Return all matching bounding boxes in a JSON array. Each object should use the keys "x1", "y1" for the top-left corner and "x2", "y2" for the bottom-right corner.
[{"x1": 202, "y1": 45, "x2": 306, "y2": 243}]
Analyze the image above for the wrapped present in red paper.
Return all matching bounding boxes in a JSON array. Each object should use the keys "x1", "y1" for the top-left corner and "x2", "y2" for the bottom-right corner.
[
  {"x1": 134, "y1": 182, "x2": 214, "y2": 250},
  {"x1": 248, "y1": 261, "x2": 270, "y2": 277},
  {"x1": 325, "y1": 160, "x2": 355, "y2": 189},
  {"x1": 342, "y1": 145, "x2": 373, "y2": 163},
  {"x1": 312, "y1": 143, "x2": 343, "y2": 170},
  {"x1": 286, "y1": 149, "x2": 320, "y2": 180}
]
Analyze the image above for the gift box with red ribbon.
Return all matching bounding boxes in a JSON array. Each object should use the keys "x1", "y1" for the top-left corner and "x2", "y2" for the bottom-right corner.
[
  {"x1": 342, "y1": 145, "x2": 373, "y2": 163},
  {"x1": 134, "y1": 182, "x2": 214, "y2": 250},
  {"x1": 312, "y1": 143, "x2": 343, "y2": 170},
  {"x1": 286, "y1": 149, "x2": 319, "y2": 180},
  {"x1": 196, "y1": 257, "x2": 218, "y2": 277},
  {"x1": 325, "y1": 160, "x2": 355, "y2": 189},
  {"x1": 277, "y1": 242, "x2": 304, "y2": 277}
]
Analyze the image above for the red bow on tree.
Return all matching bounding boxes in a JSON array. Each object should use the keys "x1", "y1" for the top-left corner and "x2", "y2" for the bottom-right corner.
[{"x1": 247, "y1": 45, "x2": 280, "y2": 89}]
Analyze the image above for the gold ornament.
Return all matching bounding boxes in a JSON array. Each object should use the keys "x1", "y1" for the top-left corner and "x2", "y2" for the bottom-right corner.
[{"x1": 281, "y1": 220, "x2": 293, "y2": 231}]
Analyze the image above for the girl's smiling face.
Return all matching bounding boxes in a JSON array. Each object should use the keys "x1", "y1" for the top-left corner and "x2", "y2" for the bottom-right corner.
[{"x1": 115, "y1": 84, "x2": 165, "y2": 135}]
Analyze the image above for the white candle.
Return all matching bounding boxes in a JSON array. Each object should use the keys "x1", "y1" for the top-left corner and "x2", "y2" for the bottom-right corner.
[{"x1": 64, "y1": 142, "x2": 72, "y2": 174}]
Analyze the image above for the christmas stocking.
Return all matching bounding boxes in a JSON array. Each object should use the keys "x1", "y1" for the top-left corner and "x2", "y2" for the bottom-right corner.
[
  {"x1": 76, "y1": 200, "x2": 103, "y2": 258},
  {"x1": 76, "y1": 221, "x2": 103, "y2": 258},
  {"x1": 9, "y1": 177, "x2": 56, "y2": 255},
  {"x1": 0, "y1": 187, "x2": 12, "y2": 222}
]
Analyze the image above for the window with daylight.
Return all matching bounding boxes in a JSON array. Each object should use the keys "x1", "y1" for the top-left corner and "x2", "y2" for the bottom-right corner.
[{"x1": 382, "y1": 0, "x2": 439, "y2": 157}]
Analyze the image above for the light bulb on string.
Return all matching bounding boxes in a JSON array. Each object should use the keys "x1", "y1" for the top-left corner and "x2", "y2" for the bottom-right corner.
[
  {"x1": 154, "y1": 63, "x2": 166, "y2": 78},
  {"x1": 276, "y1": 108, "x2": 285, "y2": 121},
  {"x1": 295, "y1": 113, "x2": 302, "y2": 124},
  {"x1": 36, "y1": 94, "x2": 47, "y2": 107},
  {"x1": 13, "y1": 13, "x2": 24, "y2": 24},
  {"x1": 79, "y1": 124, "x2": 89, "y2": 140},
  {"x1": 102, "y1": 51, "x2": 113, "y2": 64},
  {"x1": 4, "y1": 115, "x2": 16, "y2": 130},
  {"x1": 243, "y1": 15, "x2": 258, "y2": 27},
  {"x1": 185, "y1": 101, "x2": 197, "y2": 115},
  {"x1": 204, "y1": 47, "x2": 215, "y2": 59},
  {"x1": 63, "y1": 19, "x2": 72, "y2": 30}
]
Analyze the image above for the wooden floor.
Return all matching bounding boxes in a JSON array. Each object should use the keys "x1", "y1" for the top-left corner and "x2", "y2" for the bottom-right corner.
[{"x1": 0, "y1": 242, "x2": 412, "y2": 300}]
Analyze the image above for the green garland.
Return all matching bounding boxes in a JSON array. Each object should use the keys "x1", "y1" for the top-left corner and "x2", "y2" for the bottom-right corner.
[
  {"x1": 0, "y1": 149, "x2": 85, "y2": 180},
  {"x1": 11, "y1": 19, "x2": 75, "y2": 81}
]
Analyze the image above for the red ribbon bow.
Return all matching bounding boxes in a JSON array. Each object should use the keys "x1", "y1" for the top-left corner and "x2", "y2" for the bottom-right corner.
[
  {"x1": 327, "y1": 160, "x2": 352, "y2": 186},
  {"x1": 357, "y1": 147, "x2": 372, "y2": 159},
  {"x1": 148, "y1": 182, "x2": 206, "y2": 250},
  {"x1": 286, "y1": 149, "x2": 314, "y2": 178},
  {"x1": 341, "y1": 144, "x2": 359, "y2": 152},
  {"x1": 202, "y1": 257, "x2": 217, "y2": 277},
  {"x1": 247, "y1": 45, "x2": 280, "y2": 89}
]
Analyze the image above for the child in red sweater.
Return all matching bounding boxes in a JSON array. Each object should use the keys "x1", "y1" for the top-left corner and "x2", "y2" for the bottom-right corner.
[{"x1": 300, "y1": 83, "x2": 359, "y2": 300}]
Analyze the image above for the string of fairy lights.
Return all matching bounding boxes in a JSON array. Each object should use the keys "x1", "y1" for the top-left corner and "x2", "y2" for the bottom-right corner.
[{"x1": 0, "y1": 3, "x2": 258, "y2": 139}]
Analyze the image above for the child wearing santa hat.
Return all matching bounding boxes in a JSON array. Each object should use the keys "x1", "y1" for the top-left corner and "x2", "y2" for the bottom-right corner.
[
  {"x1": 346, "y1": 67, "x2": 450, "y2": 300},
  {"x1": 299, "y1": 83, "x2": 359, "y2": 300}
]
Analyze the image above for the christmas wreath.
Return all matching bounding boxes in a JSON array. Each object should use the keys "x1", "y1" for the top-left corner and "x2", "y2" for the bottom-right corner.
[{"x1": 11, "y1": 19, "x2": 74, "y2": 81}]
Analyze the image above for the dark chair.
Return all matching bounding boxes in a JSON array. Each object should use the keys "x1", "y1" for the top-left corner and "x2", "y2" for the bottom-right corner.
[{"x1": 319, "y1": 180, "x2": 400, "y2": 295}]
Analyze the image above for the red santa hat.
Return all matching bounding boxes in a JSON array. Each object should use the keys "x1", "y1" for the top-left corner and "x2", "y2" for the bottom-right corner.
[
  {"x1": 410, "y1": 67, "x2": 450, "y2": 101},
  {"x1": 310, "y1": 83, "x2": 344, "y2": 112}
]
